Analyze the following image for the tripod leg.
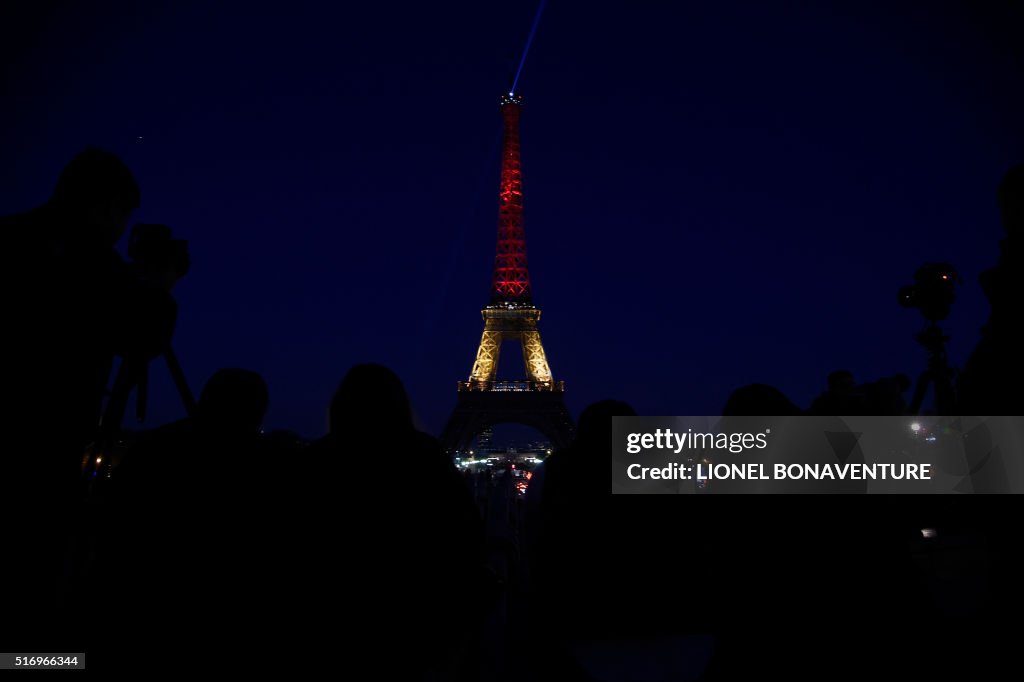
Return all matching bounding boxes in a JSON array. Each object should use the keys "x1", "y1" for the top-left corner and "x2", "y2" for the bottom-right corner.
[
  {"x1": 135, "y1": 362, "x2": 149, "y2": 423},
  {"x1": 930, "y1": 353, "x2": 956, "y2": 415},
  {"x1": 164, "y1": 347, "x2": 196, "y2": 416},
  {"x1": 908, "y1": 370, "x2": 932, "y2": 416},
  {"x1": 85, "y1": 357, "x2": 144, "y2": 481},
  {"x1": 101, "y1": 358, "x2": 144, "y2": 432}
]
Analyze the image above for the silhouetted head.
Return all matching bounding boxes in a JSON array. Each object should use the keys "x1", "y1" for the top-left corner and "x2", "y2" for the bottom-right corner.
[
  {"x1": 574, "y1": 400, "x2": 637, "y2": 450},
  {"x1": 49, "y1": 147, "x2": 140, "y2": 246},
  {"x1": 329, "y1": 364, "x2": 413, "y2": 436},
  {"x1": 827, "y1": 370, "x2": 855, "y2": 392},
  {"x1": 196, "y1": 368, "x2": 269, "y2": 436},
  {"x1": 999, "y1": 163, "x2": 1024, "y2": 236},
  {"x1": 723, "y1": 383, "x2": 802, "y2": 416}
]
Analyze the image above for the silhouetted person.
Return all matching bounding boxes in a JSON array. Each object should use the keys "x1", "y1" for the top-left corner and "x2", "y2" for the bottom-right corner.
[
  {"x1": 705, "y1": 382, "x2": 933, "y2": 678},
  {"x1": 94, "y1": 369, "x2": 271, "y2": 661},
  {"x1": 863, "y1": 373, "x2": 911, "y2": 414},
  {"x1": 298, "y1": 364, "x2": 484, "y2": 679},
  {"x1": 3, "y1": 148, "x2": 179, "y2": 480},
  {"x1": 1, "y1": 147, "x2": 180, "y2": 648},
  {"x1": 525, "y1": 400, "x2": 635, "y2": 600},
  {"x1": 959, "y1": 163, "x2": 1024, "y2": 414},
  {"x1": 527, "y1": 401, "x2": 716, "y2": 679},
  {"x1": 716, "y1": 382, "x2": 812, "y2": 493},
  {"x1": 722, "y1": 382, "x2": 802, "y2": 417},
  {"x1": 810, "y1": 371, "x2": 911, "y2": 415},
  {"x1": 828, "y1": 369, "x2": 855, "y2": 391},
  {"x1": 114, "y1": 367, "x2": 270, "y2": 494},
  {"x1": 953, "y1": 164, "x2": 1024, "y2": 671},
  {"x1": 810, "y1": 369, "x2": 859, "y2": 414}
]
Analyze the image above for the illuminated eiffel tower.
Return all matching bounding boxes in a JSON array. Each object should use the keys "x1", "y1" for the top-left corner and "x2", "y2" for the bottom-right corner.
[{"x1": 440, "y1": 91, "x2": 574, "y2": 453}]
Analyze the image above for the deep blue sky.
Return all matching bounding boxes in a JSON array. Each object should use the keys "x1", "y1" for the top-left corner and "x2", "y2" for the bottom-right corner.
[{"x1": 3, "y1": 1, "x2": 1022, "y2": 439}]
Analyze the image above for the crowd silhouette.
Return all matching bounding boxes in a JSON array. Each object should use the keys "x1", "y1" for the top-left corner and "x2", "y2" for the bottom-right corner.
[{"x1": 1, "y1": 149, "x2": 1021, "y2": 678}]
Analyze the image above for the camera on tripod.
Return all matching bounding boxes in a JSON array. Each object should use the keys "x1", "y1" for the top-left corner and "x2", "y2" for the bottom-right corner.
[
  {"x1": 899, "y1": 262, "x2": 960, "y2": 415},
  {"x1": 127, "y1": 223, "x2": 190, "y2": 281},
  {"x1": 81, "y1": 223, "x2": 196, "y2": 483},
  {"x1": 898, "y1": 262, "x2": 959, "y2": 322}
]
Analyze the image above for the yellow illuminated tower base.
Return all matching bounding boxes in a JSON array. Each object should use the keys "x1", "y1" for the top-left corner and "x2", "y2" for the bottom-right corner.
[
  {"x1": 442, "y1": 302, "x2": 573, "y2": 452},
  {"x1": 467, "y1": 306, "x2": 553, "y2": 389}
]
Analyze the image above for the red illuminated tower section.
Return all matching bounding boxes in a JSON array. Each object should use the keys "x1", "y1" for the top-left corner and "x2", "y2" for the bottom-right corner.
[
  {"x1": 440, "y1": 92, "x2": 574, "y2": 453},
  {"x1": 492, "y1": 92, "x2": 532, "y2": 304}
]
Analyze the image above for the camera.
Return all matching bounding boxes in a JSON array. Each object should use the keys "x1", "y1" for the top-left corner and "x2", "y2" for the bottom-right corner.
[
  {"x1": 127, "y1": 223, "x2": 190, "y2": 280},
  {"x1": 898, "y1": 262, "x2": 958, "y2": 322}
]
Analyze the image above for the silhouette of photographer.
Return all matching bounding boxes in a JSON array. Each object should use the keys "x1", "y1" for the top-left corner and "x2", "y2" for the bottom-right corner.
[
  {"x1": 4, "y1": 147, "x2": 185, "y2": 481},
  {"x1": 1, "y1": 147, "x2": 186, "y2": 642},
  {"x1": 959, "y1": 163, "x2": 1024, "y2": 414}
]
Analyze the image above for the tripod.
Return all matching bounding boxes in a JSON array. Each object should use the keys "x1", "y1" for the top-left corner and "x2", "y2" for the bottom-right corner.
[
  {"x1": 907, "y1": 323, "x2": 957, "y2": 415},
  {"x1": 81, "y1": 346, "x2": 196, "y2": 481}
]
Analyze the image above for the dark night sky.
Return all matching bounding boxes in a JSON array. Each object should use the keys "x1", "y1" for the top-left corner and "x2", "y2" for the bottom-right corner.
[{"x1": 2, "y1": 1, "x2": 1022, "y2": 440}]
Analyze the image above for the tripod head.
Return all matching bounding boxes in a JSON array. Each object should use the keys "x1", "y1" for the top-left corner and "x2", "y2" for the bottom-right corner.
[{"x1": 898, "y1": 262, "x2": 959, "y2": 321}]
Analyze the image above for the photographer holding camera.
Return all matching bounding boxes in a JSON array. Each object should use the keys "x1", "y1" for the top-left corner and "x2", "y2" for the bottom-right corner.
[{"x1": 1, "y1": 147, "x2": 187, "y2": 642}]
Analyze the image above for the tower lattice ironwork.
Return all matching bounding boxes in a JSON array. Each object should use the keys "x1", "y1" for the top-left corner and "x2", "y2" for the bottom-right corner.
[{"x1": 440, "y1": 92, "x2": 574, "y2": 453}]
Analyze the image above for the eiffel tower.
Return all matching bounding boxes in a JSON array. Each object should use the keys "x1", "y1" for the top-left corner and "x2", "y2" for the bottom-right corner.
[{"x1": 440, "y1": 92, "x2": 574, "y2": 453}]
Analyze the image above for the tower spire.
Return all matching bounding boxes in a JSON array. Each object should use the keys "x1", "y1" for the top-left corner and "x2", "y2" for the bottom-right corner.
[{"x1": 491, "y1": 92, "x2": 532, "y2": 305}]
